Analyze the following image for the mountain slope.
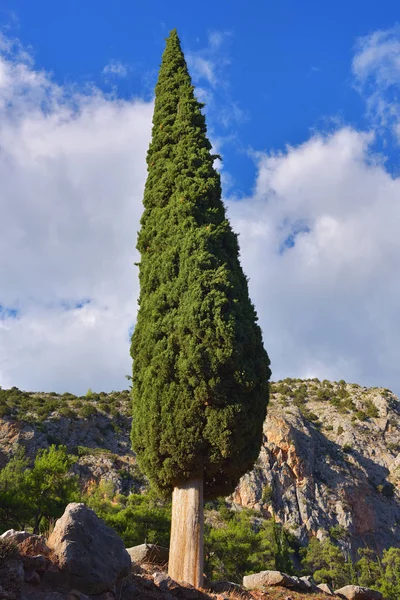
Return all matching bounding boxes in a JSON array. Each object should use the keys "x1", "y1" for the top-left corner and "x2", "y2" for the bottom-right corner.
[{"x1": 0, "y1": 380, "x2": 399, "y2": 555}]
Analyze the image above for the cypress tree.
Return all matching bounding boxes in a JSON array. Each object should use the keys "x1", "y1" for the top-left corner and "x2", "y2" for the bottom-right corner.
[{"x1": 130, "y1": 29, "x2": 271, "y2": 585}]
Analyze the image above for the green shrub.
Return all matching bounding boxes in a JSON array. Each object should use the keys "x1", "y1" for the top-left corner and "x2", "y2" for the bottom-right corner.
[
  {"x1": 261, "y1": 485, "x2": 273, "y2": 504},
  {"x1": 79, "y1": 404, "x2": 97, "y2": 419},
  {"x1": 365, "y1": 400, "x2": 379, "y2": 419}
]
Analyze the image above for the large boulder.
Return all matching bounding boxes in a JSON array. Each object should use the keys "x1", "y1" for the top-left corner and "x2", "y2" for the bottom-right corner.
[
  {"x1": 317, "y1": 582, "x2": 335, "y2": 595},
  {"x1": 334, "y1": 585, "x2": 383, "y2": 600},
  {"x1": 243, "y1": 570, "x2": 296, "y2": 589},
  {"x1": 126, "y1": 543, "x2": 169, "y2": 566},
  {"x1": 47, "y1": 503, "x2": 131, "y2": 594}
]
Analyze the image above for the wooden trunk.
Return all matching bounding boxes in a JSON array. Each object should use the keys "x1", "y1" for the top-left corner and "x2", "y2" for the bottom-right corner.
[{"x1": 168, "y1": 476, "x2": 204, "y2": 587}]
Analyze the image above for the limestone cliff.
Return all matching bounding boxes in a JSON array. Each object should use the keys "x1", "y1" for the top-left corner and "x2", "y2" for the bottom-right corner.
[{"x1": 232, "y1": 380, "x2": 400, "y2": 557}]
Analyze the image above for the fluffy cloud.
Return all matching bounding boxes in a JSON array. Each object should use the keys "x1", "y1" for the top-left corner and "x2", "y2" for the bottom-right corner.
[
  {"x1": 0, "y1": 36, "x2": 153, "y2": 393},
  {"x1": 1, "y1": 29, "x2": 400, "y2": 396},
  {"x1": 228, "y1": 127, "x2": 400, "y2": 391}
]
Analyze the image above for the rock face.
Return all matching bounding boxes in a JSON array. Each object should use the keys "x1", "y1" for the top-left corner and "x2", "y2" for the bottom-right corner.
[
  {"x1": 231, "y1": 380, "x2": 400, "y2": 556},
  {"x1": 47, "y1": 503, "x2": 131, "y2": 594},
  {"x1": 334, "y1": 585, "x2": 383, "y2": 599}
]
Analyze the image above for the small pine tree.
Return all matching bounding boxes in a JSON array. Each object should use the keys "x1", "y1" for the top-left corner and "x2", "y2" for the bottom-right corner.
[{"x1": 130, "y1": 29, "x2": 271, "y2": 586}]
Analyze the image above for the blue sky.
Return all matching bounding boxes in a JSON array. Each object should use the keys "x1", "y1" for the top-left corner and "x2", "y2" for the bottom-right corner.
[
  {"x1": 3, "y1": 0, "x2": 398, "y2": 190},
  {"x1": 1, "y1": 2, "x2": 400, "y2": 394}
]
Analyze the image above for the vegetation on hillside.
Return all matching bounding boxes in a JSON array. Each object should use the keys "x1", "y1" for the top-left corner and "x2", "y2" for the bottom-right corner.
[{"x1": 0, "y1": 379, "x2": 399, "y2": 594}]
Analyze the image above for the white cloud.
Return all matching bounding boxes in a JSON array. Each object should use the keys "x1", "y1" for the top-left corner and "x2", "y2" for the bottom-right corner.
[
  {"x1": 2, "y1": 29, "x2": 400, "y2": 397},
  {"x1": 0, "y1": 37, "x2": 153, "y2": 394},
  {"x1": 187, "y1": 30, "x2": 231, "y2": 88},
  {"x1": 102, "y1": 60, "x2": 128, "y2": 78},
  {"x1": 353, "y1": 25, "x2": 400, "y2": 137},
  {"x1": 227, "y1": 127, "x2": 400, "y2": 391}
]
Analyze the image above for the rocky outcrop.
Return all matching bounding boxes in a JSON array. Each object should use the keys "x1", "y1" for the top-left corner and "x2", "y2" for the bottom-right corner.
[
  {"x1": 232, "y1": 380, "x2": 400, "y2": 556},
  {"x1": 0, "y1": 380, "x2": 399, "y2": 556},
  {"x1": 334, "y1": 585, "x2": 383, "y2": 599},
  {"x1": 47, "y1": 503, "x2": 131, "y2": 594}
]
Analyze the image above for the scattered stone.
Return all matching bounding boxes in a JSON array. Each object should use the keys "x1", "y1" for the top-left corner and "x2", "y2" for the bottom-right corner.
[
  {"x1": 47, "y1": 502, "x2": 131, "y2": 595},
  {"x1": 290, "y1": 575, "x2": 312, "y2": 591},
  {"x1": 126, "y1": 543, "x2": 169, "y2": 566},
  {"x1": 317, "y1": 582, "x2": 334, "y2": 595},
  {"x1": 243, "y1": 569, "x2": 295, "y2": 589},
  {"x1": 334, "y1": 585, "x2": 383, "y2": 599}
]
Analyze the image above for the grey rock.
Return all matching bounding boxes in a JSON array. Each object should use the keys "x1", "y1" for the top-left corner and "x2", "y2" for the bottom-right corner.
[
  {"x1": 0, "y1": 559, "x2": 24, "y2": 600},
  {"x1": 317, "y1": 582, "x2": 334, "y2": 595},
  {"x1": 243, "y1": 570, "x2": 295, "y2": 589},
  {"x1": 290, "y1": 575, "x2": 312, "y2": 591},
  {"x1": 126, "y1": 543, "x2": 169, "y2": 566},
  {"x1": 299, "y1": 575, "x2": 315, "y2": 590},
  {"x1": 47, "y1": 502, "x2": 131, "y2": 594},
  {"x1": 334, "y1": 585, "x2": 383, "y2": 599},
  {"x1": 231, "y1": 382, "x2": 400, "y2": 556},
  {"x1": 1, "y1": 530, "x2": 32, "y2": 544}
]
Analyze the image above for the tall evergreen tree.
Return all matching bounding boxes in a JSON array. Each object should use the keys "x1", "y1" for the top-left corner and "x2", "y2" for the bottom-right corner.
[{"x1": 130, "y1": 29, "x2": 271, "y2": 586}]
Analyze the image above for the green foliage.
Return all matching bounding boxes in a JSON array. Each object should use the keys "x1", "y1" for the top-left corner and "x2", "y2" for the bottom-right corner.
[
  {"x1": 205, "y1": 509, "x2": 296, "y2": 583},
  {"x1": 85, "y1": 484, "x2": 171, "y2": 548},
  {"x1": 0, "y1": 445, "x2": 79, "y2": 533},
  {"x1": 380, "y1": 547, "x2": 400, "y2": 600},
  {"x1": 364, "y1": 399, "x2": 379, "y2": 419},
  {"x1": 130, "y1": 29, "x2": 271, "y2": 498},
  {"x1": 79, "y1": 404, "x2": 98, "y2": 419},
  {"x1": 301, "y1": 537, "x2": 351, "y2": 589},
  {"x1": 261, "y1": 484, "x2": 273, "y2": 504},
  {"x1": 25, "y1": 445, "x2": 80, "y2": 533},
  {"x1": 355, "y1": 548, "x2": 383, "y2": 588}
]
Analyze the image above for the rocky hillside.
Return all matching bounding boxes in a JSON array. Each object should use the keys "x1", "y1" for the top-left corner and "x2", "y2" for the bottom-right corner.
[
  {"x1": 232, "y1": 379, "x2": 400, "y2": 558},
  {"x1": 0, "y1": 379, "x2": 399, "y2": 556}
]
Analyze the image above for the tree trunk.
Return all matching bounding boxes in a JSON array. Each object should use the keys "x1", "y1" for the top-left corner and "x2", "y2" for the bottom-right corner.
[{"x1": 168, "y1": 476, "x2": 204, "y2": 588}]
